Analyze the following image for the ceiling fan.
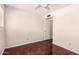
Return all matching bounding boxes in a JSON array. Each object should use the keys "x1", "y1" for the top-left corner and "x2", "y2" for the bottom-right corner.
[
  {"x1": 35, "y1": 4, "x2": 53, "y2": 20},
  {"x1": 35, "y1": 4, "x2": 51, "y2": 10}
]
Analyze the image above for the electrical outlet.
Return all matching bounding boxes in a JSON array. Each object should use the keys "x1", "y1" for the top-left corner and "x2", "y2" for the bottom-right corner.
[{"x1": 68, "y1": 42, "x2": 72, "y2": 46}]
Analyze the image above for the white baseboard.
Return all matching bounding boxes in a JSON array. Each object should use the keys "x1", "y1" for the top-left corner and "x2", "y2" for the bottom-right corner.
[{"x1": 0, "y1": 48, "x2": 5, "y2": 55}]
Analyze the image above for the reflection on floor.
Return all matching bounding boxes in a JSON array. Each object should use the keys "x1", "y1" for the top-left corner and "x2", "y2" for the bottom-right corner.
[
  {"x1": 3, "y1": 39, "x2": 77, "y2": 55},
  {"x1": 52, "y1": 44, "x2": 77, "y2": 55},
  {"x1": 3, "y1": 39, "x2": 52, "y2": 55}
]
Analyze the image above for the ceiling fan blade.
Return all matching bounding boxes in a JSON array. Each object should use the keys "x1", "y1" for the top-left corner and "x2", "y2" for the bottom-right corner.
[
  {"x1": 35, "y1": 4, "x2": 51, "y2": 10},
  {"x1": 44, "y1": 4, "x2": 50, "y2": 10},
  {"x1": 45, "y1": 6, "x2": 50, "y2": 10},
  {"x1": 35, "y1": 5, "x2": 42, "y2": 10},
  {"x1": 46, "y1": 4, "x2": 50, "y2": 7}
]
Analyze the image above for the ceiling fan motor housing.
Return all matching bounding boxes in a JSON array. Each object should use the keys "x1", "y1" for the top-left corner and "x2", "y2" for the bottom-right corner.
[{"x1": 45, "y1": 13, "x2": 53, "y2": 20}]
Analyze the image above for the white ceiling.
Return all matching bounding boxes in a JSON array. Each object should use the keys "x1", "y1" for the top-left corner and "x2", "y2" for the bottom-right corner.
[
  {"x1": 5, "y1": 4, "x2": 71, "y2": 17},
  {"x1": 6, "y1": 4, "x2": 71, "y2": 11},
  {"x1": 51, "y1": 4, "x2": 71, "y2": 11}
]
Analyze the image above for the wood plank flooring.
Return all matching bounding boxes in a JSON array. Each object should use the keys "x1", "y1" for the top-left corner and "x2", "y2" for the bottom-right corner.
[
  {"x1": 3, "y1": 39, "x2": 77, "y2": 55},
  {"x1": 3, "y1": 39, "x2": 52, "y2": 55},
  {"x1": 52, "y1": 44, "x2": 77, "y2": 55}
]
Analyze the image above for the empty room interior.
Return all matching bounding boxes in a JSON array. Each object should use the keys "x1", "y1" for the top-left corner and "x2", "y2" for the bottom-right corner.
[{"x1": 0, "y1": 4, "x2": 79, "y2": 55}]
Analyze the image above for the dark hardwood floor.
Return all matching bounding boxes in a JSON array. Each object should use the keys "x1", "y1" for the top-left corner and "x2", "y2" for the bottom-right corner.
[
  {"x1": 3, "y1": 39, "x2": 52, "y2": 55},
  {"x1": 52, "y1": 44, "x2": 77, "y2": 55},
  {"x1": 3, "y1": 39, "x2": 77, "y2": 55}
]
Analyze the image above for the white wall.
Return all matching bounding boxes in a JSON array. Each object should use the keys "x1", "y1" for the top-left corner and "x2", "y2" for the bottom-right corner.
[
  {"x1": 53, "y1": 5, "x2": 79, "y2": 54},
  {"x1": 0, "y1": 5, "x2": 5, "y2": 54},
  {"x1": 0, "y1": 27, "x2": 5, "y2": 54},
  {"x1": 5, "y1": 6, "x2": 50, "y2": 48}
]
